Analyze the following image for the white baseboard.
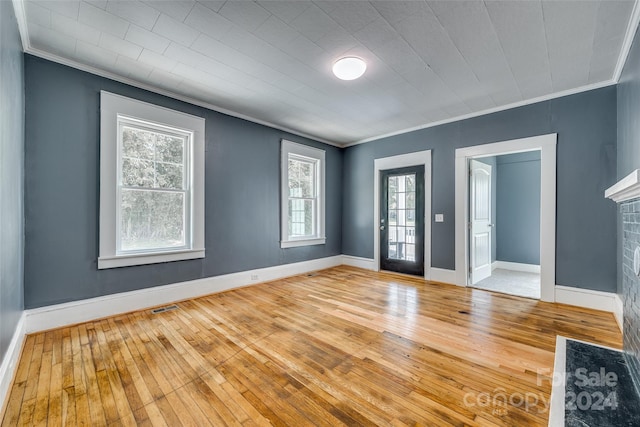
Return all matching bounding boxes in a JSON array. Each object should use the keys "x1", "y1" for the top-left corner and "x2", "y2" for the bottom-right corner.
[
  {"x1": 0, "y1": 313, "x2": 26, "y2": 413},
  {"x1": 16, "y1": 256, "x2": 623, "y2": 338},
  {"x1": 25, "y1": 255, "x2": 343, "y2": 333},
  {"x1": 614, "y1": 293, "x2": 624, "y2": 333},
  {"x1": 341, "y1": 255, "x2": 376, "y2": 270},
  {"x1": 429, "y1": 268, "x2": 457, "y2": 285},
  {"x1": 492, "y1": 261, "x2": 541, "y2": 274},
  {"x1": 554, "y1": 285, "x2": 617, "y2": 313},
  {"x1": 548, "y1": 335, "x2": 567, "y2": 427}
]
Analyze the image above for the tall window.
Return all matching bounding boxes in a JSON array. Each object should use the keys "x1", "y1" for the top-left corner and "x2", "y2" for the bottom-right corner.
[
  {"x1": 119, "y1": 118, "x2": 190, "y2": 252},
  {"x1": 281, "y1": 140, "x2": 325, "y2": 248},
  {"x1": 99, "y1": 91, "x2": 205, "y2": 269}
]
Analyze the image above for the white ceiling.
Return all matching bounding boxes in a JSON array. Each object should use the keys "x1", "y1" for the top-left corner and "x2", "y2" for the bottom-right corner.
[{"x1": 17, "y1": 0, "x2": 638, "y2": 146}]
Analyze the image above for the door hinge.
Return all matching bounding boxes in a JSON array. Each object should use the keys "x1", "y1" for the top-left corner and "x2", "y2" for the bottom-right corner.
[{"x1": 467, "y1": 222, "x2": 472, "y2": 229}]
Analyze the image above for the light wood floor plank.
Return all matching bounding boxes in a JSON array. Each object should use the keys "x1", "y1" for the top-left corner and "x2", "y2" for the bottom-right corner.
[{"x1": 1, "y1": 266, "x2": 622, "y2": 426}]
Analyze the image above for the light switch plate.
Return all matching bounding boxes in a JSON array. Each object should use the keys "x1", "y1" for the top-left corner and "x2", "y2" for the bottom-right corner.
[{"x1": 435, "y1": 214, "x2": 444, "y2": 222}]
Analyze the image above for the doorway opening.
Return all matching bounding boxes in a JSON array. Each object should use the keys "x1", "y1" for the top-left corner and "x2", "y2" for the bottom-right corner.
[
  {"x1": 454, "y1": 134, "x2": 557, "y2": 302},
  {"x1": 374, "y1": 151, "x2": 432, "y2": 279},
  {"x1": 468, "y1": 153, "x2": 541, "y2": 299}
]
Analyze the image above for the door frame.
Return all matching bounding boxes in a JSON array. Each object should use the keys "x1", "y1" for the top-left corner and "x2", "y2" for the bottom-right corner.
[
  {"x1": 374, "y1": 150, "x2": 432, "y2": 279},
  {"x1": 454, "y1": 133, "x2": 557, "y2": 301}
]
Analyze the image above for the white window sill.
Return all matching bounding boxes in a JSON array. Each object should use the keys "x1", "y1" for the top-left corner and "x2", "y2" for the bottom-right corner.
[
  {"x1": 280, "y1": 237, "x2": 326, "y2": 249},
  {"x1": 98, "y1": 248, "x2": 205, "y2": 269}
]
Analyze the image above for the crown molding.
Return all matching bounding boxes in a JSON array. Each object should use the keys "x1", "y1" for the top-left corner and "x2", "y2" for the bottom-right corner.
[
  {"x1": 613, "y1": 0, "x2": 640, "y2": 82},
  {"x1": 11, "y1": 0, "x2": 639, "y2": 149},
  {"x1": 344, "y1": 79, "x2": 616, "y2": 147},
  {"x1": 25, "y1": 47, "x2": 343, "y2": 148}
]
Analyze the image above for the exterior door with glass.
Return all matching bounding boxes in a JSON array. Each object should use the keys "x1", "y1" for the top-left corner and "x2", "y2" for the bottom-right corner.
[{"x1": 380, "y1": 166, "x2": 425, "y2": 276}]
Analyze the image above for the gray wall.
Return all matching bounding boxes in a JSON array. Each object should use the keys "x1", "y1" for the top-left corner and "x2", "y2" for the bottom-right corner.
[
  {"x1": 24, "y1": 56, "x2": 342, "y2": 309},
  {"x1": 618, "y1": 24, "x2": 640, "y2": 180},
  {"x1": 0, "y1": 1, "x2": 25, "y2": 364},
  {"x1": 495, "y1": 152, "x2": 541, "y2": 265},
  {"x1": 343, "y1": 87, "x2": 617, "y2": 292}
]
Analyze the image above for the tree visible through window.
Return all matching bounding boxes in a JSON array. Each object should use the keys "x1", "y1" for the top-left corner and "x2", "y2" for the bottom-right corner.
[{"x1": 119, "y1": 121, "x2": 189, "y2": 252}]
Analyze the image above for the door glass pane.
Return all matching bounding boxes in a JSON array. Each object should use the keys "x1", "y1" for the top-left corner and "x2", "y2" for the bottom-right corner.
[
  {"x1": 389, "y1": 192, "x2": 397, "y2": 209},
  {"x1": 386, "y1": 173, "x2": 417, "y2": 262},
  {"x1": 406, "y1": 226, "x2": 415, "y2": 244},
  {"x1": 406, "y1": 192, "x2": 415, "y2": 209},
  {"x1": 406, "y1": 175, "x2": 415, "y2": 191},
  {"x1": 388, "y1": 243, "x2": 398, "y2": 259},
  {"x1": 388, "y1": 226, "x2": 397, "y2": 243},
  {"x1": 405, "y1": 244, "x2": 415, "y2": 261},
  {"x1": 389, "y1": 209, "x2": 397, "y2": 225},
  {"x1": 397, "y1": 209, "x2": 406, "y2": 226},
  {"x1": 388, "y1": 176, "x2": 398, "y2": 193}
]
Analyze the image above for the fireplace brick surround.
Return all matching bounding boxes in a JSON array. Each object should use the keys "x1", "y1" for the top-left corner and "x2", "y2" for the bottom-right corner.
[
  {"x1": 605, "y1": 169, "x2": 640, "y2": 395},
  {"x1": 620, "y1": 199, "x2": 640, "y2": 393}
]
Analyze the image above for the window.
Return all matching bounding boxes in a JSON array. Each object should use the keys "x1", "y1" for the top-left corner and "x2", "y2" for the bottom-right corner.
[
  {"x1": 281, "y1": 140, "x2": 325, "y2": 248},
  {"x1": 99, "y1": 91, "x2": 205, "y2": 269}
]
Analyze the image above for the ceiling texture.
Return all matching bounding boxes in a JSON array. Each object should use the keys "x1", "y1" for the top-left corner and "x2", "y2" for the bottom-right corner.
[{"x1": 15, "y1": 0, "x2": 639, "y2": 146}]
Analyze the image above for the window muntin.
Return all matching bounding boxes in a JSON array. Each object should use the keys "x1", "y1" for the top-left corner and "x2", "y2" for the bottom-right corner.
[
  {"x1": 117, "y1": 117, "x2": 191, "y2": 254},
  {"x1": 281, "y1": 140, "x2": 325, "y2": 248}
]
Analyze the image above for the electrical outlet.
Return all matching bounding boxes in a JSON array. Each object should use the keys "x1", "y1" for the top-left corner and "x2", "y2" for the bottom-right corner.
[{"x1": 251, "y1": 274, "x2": 259, "y2": 281}]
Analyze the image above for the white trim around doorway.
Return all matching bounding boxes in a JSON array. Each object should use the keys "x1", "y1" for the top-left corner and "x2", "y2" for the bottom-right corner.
[
  {"x1": 454, "y1": 134, "x2": 557, "y2": 302},
  {"x1": 374, "y1": 151, "x2": 432, "y2": 280}
]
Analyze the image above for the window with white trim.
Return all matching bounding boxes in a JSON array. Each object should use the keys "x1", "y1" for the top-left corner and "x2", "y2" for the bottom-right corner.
[
  {"x1": 281, "y1": 140, "x2": 325, "y2": 248},
  {"x1": 99, "y1": 91, "x2": 205, "y2": 269}
]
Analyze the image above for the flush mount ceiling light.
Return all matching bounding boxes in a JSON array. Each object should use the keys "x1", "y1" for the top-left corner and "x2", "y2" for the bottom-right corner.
[{"x1": 332, "y1": 57, "x2": 367, "y2": 80}]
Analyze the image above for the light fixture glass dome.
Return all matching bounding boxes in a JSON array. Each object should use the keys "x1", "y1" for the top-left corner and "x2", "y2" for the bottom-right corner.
[{"x1": 332, "y1": 57, "x2": 367, "y2": 80}]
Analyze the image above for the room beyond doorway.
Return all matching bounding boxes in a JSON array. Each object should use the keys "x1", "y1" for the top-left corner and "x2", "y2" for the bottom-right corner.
[{"x1": 469, "y1": 151, "x2": 542, "y2": 299}]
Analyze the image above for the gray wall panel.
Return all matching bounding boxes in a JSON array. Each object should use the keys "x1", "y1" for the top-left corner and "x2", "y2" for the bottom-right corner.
[
  {"x1": 24, "y1": 56, "x2": 342, "y2": 309},
  {"x1": 496, "y1": 152, "x2": 541, "y2": 265},
  {"x1": 0, "y1": 0, "x2": 24, "y2": 364},
  {"x1": 343, "y1": 88, "x2": 617, "y2": 291},
  {"x1": 618, "y1": 25, "x2": 640, "y2": 181}
]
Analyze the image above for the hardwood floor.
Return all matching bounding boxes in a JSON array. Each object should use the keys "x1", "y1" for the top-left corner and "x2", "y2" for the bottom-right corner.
[{"x1": 1, "y1": 266, "x2": 621, "y2": 426}]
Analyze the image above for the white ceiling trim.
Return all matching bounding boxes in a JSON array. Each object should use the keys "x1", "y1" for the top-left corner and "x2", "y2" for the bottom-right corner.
[
  {"x1": 10, "y1": 0, "x2": 340, "y2": 148},
  {"x1": 10, "y1": 0, "x2": 640, "y2": 149},
  {"x1": 614, "y1": 0, "x2": 640, "y2": 82},
  {"x1": 22, "y1": 46, "x2": 341, "y2": 149},
  {"x1": 344, "y1": 79, "x2": 616, "y2": 147},
  {"x1": 11, "y1": 0, "x2": 29, "y2": 52}
]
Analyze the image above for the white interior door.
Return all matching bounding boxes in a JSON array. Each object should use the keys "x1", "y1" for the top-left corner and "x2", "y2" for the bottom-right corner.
[{"x1": 470, "y1": 160, "x2": 492, "y2": 284}]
